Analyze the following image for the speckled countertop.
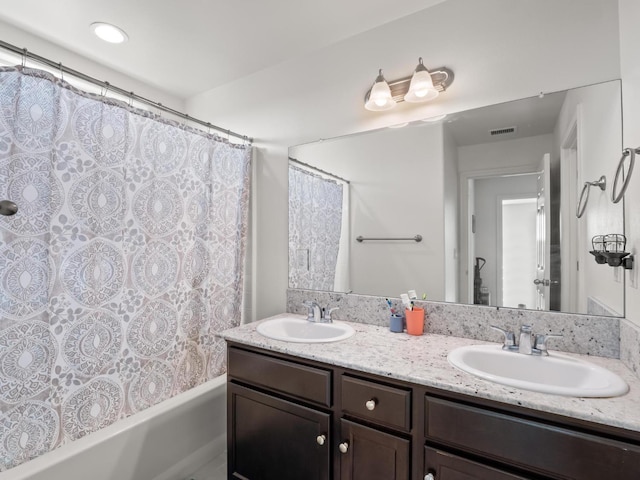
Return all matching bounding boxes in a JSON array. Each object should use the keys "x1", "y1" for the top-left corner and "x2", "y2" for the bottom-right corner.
[{"x1": 219, "y1": 313, "x2": 640, "y2": 434}]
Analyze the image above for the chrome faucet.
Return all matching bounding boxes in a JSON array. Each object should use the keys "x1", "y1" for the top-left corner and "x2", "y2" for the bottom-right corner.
[
  {"x1": 302, "y1": 301, "x2": 338, "y2": 323},
  {"x1": 490, "y1": 325, "x2": 562, "y2": 356},
  {"x1": 518, "y1": 325, "x2": 533, "y2": 355},
  {"x1": 303, "y1": 301, "x2": 322, "y2": 322}
]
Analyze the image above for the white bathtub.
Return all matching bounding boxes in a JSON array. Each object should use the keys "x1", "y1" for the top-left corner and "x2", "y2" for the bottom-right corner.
[{"x1": 3, "y1": 375, "x2": 227, "y2": 480}]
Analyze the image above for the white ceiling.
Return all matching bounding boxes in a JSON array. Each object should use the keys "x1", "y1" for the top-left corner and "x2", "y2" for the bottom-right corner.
[
  {"x1": 443, "y1": 90, "x2": 567, "y2": 146},
  {"x1": 0, "y1": 0, "x2": 447, "y2": 99}
]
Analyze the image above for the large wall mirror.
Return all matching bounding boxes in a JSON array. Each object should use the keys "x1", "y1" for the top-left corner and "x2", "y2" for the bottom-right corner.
[{"x1": 288, "y1": 80, "x2": 624, "y2": 317}]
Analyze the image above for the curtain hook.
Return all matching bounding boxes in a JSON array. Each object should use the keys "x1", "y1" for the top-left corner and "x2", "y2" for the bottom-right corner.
[
  {"x1": 226, "y1": 129, "x2": 231, "y2": 142},
  {"x1": 21, "y1": 48, "x2": 27, "y2": 68},
  {"x1": 129, "y1": 91, "x2": 134, "y2": 108},
  {"x1": 185, "y1": 114, "x2": 190, "y2": 128},
  {"x1": 157, "y1": 102, "x2": 163, "y2": 117},
  {"x1": 58, "y1": 62, "x2": 64, "y2": 82},
  {"x1": 207, "y1": 122, "x2": 212, "y2": 135},
  {"x1": 102, "y1": 81, "x2": 110, "y2": 97}
]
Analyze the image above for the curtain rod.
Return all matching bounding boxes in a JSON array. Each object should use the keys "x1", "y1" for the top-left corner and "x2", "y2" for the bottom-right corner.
[
  {"x1": 0, "y1": 39, "x2": 253, "y2": 144},
  {"x1": 288, "y1": 157, "x2": 350, "y2": 184}
]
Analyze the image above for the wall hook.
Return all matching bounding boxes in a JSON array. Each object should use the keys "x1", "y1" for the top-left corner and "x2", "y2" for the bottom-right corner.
[{"x1": 0, "y1": 199, "x2": 18, "y2": 216}]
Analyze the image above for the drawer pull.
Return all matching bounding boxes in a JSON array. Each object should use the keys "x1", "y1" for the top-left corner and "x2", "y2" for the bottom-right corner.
[
  {"x1": 365, "y1": 398, "x2": 377, "y2": 411},
  {"x1": 316, "y1": 434, "x2": 326, "y2": 446},
  {"x1": 339, "y1": 442, "x2": 349, "y2": 453},
  {"x1": 425, "y1": 474, "x2": 435, "y2": 480}
]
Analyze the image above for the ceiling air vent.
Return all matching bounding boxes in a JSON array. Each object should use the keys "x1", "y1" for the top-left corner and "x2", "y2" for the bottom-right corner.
[{"x1": 490, "y1": 126, "x2": 517, "y2": 136}]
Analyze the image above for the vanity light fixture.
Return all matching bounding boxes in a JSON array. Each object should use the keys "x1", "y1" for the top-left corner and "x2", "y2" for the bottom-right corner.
[
  {"x1": 91, "y1": 22, "x2": 129, "y2": 44},
  {"x1": 364, "y1": 60, "x2": 454, "y2": 112}
]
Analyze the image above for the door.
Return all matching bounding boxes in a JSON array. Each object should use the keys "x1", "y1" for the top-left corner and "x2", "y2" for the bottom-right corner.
[
  {"x1": 339, "y1": 419, "x2": 410, "y2": 480},
  {"x1": 228, "y1": 383, "x2": 331, "y2": 480},
  {"x1": 535, "y1": 153, "x2": 551, "y2": 310}
]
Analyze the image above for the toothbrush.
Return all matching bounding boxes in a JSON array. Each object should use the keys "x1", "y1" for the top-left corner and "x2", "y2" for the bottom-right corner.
[
  {"x1": 400, "y1": 293, "x2": 412, "y2": 311},
  {"x1": 385, "y1": 298, "x2": 396, "y2": 315}
]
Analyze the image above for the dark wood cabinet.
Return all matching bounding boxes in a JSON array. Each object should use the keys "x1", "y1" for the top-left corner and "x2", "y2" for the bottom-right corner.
[
  {"x1": 228, "y1": 383, "x2": 331, "y2": 480},
  {"x1": 424, "y1": 447, "x2": 528, "y2": 480},
  {"x1": 226, "y1": 343, "x2": 640, "y2": 480},
  {"x1": 339, "y1": 419, "x2": 410, "y2": 480}
]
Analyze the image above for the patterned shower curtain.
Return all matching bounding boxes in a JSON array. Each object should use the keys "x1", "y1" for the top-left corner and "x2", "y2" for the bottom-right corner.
[
  {"x1": 0, "y1": 66, "x2": 251, "y2": 470},
  {"x1": 288, "y1": 165, "x2": 343, "y2": 290}
]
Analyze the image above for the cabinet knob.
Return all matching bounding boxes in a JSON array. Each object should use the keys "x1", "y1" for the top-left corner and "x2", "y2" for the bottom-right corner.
[
  {"x1": 339, "y1": 442, "x2": 349, "y2": 453},
  {"x1": 425, "y1": 474, "x2": 435, "y2": 480},
  {"x1": 316, "y1": 435, "x2": 326, "y2": 446},
  {"x1": 365, "y1": 399, "x2": 377, "y2": 411}
]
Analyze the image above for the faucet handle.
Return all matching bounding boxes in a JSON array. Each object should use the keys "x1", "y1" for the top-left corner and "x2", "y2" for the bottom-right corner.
[
  {"x1": 325, "y1": 307, "x2": 339, "y2": 322},
  {"x1": 533, "y1": 333, "x2": 563, "y2": 355},
  {"x1": 490, "y1": 325, "x2": 516, "y2": 349},
  {"x1": 302, "y1": 301, "x2": 318, "y2": 321}
]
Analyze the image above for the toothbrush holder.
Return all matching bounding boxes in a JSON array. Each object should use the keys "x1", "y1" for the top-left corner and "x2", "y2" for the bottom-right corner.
[
  {"x1": 405, "y1": 307, "x2": 425, "y2": 336},
  {"x1": 389, "y1": 313, "x2": 404, "y2": 333}
]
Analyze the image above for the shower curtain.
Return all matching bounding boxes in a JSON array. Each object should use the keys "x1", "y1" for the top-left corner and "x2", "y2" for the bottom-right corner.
[
  {"x1": 0, "y1": 66, "x2": 251, "y2": 470},
  {"x1": 288, "y1": 165, "x2": 344, "y2": 290}
]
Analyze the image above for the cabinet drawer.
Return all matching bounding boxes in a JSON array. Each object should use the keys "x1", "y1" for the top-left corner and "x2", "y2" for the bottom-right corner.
[
  {"x1": 425, "y1": 446, "x2": 528, "y2": 480},
  {"x1": 425, "y1": 396, "x2": 640, "y2": 479},
  {"x1": 228, "y1": 347, "x2": 331, "y2": 407},
  {"x1": 342, "y1": 375, "x2": 411, "y2": 430}
]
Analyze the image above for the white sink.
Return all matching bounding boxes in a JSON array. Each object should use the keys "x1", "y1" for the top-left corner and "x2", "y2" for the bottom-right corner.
[
  {"x1": 447, "y1": 344, "x2": 629, "y2": 398},
  {"x1": 256, "y1": 316, "x2": 355, "y2": 343}
]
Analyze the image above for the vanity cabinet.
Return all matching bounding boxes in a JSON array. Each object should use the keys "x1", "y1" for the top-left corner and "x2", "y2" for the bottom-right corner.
[
  {"x1": 424, "y1": 395, "x2": 640, "y2": 479},
  {"x1": 340, "y1": 419, "x2": 410, "y2": 480},
  {"x1": 226, "y1": 343, "x2": 640, "y2": 480},
  {"x1": 228, "y1": 383, "x2": 331, "y2": 480}
]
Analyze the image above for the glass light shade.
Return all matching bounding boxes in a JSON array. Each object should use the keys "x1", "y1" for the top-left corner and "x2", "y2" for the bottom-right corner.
[
  {"x1": 404, "y1": 59, "x2": 439, "y2": 103},
  {"x1": 91, "y1": 22, "x2": 129, "y2": 44},
  {"x1": 364, "y1": 70, "x2": 396, "y2": 111}
]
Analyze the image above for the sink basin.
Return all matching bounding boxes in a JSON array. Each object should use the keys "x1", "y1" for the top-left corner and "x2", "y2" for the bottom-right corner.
[
  {"x1": 447, "y1": 345, "x2": 629, "y2": 397},
  {"x1": 256, "y1": 316, "x2": 355, "y2": 343}
]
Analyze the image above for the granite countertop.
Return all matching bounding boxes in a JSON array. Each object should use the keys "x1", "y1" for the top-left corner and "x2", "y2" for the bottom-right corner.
[{"x1": 219, "y1": 313, "x2": 640, "y2": 434}]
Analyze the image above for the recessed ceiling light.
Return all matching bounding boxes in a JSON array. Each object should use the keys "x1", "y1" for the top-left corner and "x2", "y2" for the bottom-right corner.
[{"x1": 91, "y1": 22, "x2": 128, "y2": 44}]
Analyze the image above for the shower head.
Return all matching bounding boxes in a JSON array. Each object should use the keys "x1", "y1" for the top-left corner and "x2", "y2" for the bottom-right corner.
[{"x1": 0, "y1": 199, "x2": 18, "y2": 216}]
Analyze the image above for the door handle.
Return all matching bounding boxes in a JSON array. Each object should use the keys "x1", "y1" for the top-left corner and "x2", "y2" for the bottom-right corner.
[{"x1": 533, "y1": 279, "x2": 558, "y2": 286}]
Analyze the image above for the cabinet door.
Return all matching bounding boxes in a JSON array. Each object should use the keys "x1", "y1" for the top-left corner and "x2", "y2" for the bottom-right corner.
[
  {"x1": 339, "y1": 419, "x2": 410, "y2": 480},
  {"x1": 425, "y1": 446, "x2": 528, "y2": 480},
  {"x1": 228, "y1": 383, "x2": 331, "y2": 480}
]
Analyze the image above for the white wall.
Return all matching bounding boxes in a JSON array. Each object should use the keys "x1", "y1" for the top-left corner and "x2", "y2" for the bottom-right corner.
[
  {"x1": 457, "y1": 135, "x2": 555, "y2": 175},
  {"x1": 554, "y1": 81, "x2": 624, "y2": 315},
  {"x1": 443, "y1": 126, "x2": 459, "y2": 302},
  {"x1": 620, "y1": 0, "x2": 640, "y2": 325},
  {"x1": 0, "y1": 19, "x2": 184, "y2": 111},
  {"x1": 290, "y1": 124, "x2": 445, "y2": 298},
  {"x1": 185, "y1": 0, "x2": 620, "y2": 321}
]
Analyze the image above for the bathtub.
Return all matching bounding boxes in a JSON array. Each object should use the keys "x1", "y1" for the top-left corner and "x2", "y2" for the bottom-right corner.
[{"x1": 4, "y1": 375, "x2": 227, "y2": 480}]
